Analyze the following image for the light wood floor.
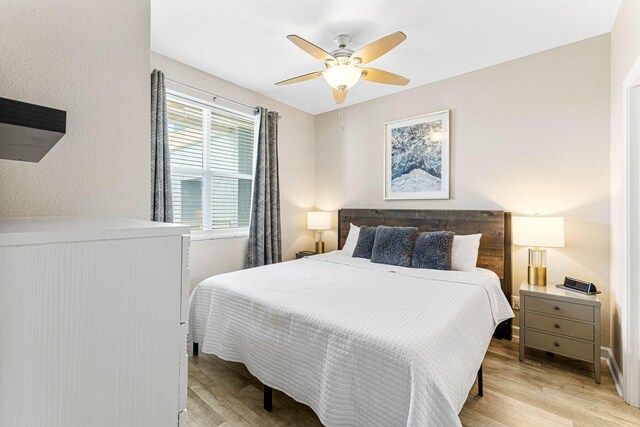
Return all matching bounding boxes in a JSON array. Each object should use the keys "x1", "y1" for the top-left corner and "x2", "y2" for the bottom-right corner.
[{"x1": 188, "y1": 340, "x2": 640, "y2": 426}]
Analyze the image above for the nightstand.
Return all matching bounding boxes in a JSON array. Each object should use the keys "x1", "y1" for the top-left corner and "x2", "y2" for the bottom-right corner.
[
  {"x1": 519, "y1": 281, "x2": 601, "y2": 383},
  {"x1": 295, "y1": 251, "x2": 316, "y2": 259}
]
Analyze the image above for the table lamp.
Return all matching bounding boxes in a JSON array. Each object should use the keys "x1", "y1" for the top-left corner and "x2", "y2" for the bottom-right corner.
[
  {"x1": 513, "y1": 215, "x2": 565, "y2": 286},
  {"x1": 307, "y1": 211, "x2": 332, "y2": 254}
]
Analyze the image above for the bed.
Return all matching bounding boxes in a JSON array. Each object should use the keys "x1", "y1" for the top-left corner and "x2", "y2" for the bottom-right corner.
[{"x1": 189, "y1": 209, "x2": 514, "y2": 426}]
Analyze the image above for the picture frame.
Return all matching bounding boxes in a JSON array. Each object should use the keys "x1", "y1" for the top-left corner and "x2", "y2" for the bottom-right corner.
[{"x1": 384, "y1": 110, "x2": 450, "y2": 200}]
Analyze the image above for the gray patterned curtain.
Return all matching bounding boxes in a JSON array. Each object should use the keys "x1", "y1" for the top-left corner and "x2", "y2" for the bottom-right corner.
[
  {"x1": 246, "y1": 108, "x2": 281, "y2": 268},
  {"x1": 150, "y1": 69, "x2": 173, "y2": 222}
]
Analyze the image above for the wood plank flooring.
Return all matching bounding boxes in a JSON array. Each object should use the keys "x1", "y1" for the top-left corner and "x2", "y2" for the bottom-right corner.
[{"x1": 188, "y1": 340, "x2": 640, "y2": 426}]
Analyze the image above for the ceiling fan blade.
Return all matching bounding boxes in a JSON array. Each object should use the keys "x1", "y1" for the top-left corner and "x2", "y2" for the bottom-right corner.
[
  {"x1": 351, "y1": 31, "x2": 407, "y2": 65},
  {"x1": 287, "y1": 35, "x2": 335, "y2": 62},
  {"x1": 361, "y1": 68, "x2": 409, "y2": 86},
  {"x1": 275, "y1": 71, "x2": 324, "y2": 86},
  {"x1": 333, "y1": 88, "x2": 348, "y2": 105}
]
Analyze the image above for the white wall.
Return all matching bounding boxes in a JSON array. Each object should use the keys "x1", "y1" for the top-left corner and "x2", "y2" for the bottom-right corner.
[
  {"x1": 151, "y1": 53, "x2": 316, "y2": 289},
  {"x1": 610, "y1": 0, "x2": 640, "y2": 372},
  {"x1": 315, "y1": 35, "x2": 611, "y2": 345},
  {"x1": 0, "y1": 0, "x2": 151, "y2": 219}
]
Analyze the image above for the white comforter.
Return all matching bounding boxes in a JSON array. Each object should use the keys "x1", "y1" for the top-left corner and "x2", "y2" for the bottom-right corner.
[{"x1": 189, "y1": 252, "x2": 514, "y2": 426}]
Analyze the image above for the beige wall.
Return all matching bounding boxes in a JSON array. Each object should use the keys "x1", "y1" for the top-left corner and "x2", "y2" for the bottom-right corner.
[
  {"x1": 0, "y1": 0, "x2": 151, "y2": 219},
  {"x1": 151, "y1": 53, "x2": 316, "y2": 289},
  {"x1": 610, "y1": 0, "x2": 640, "y2": 371},
  {"x1": 315, "y1": 35, "x2": 611, "y2": 345}
]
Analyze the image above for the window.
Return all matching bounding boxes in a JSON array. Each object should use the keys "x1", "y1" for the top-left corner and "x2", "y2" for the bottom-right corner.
[{"x1": 167, "y1": 91, "x2": 257, "y2": 239}]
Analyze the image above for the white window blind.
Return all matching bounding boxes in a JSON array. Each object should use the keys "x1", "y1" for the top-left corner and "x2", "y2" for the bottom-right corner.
[{"x1": 167, "y1": 91, "x2": 257, "y2": 238}]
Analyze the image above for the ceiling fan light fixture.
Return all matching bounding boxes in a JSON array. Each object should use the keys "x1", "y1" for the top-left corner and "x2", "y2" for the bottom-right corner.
[
  {"x1": 278, "y1": 32, "x2": 409, "y2": 105},
  {"x1": 323, "y1": 64, "x2": 362, "y2": 90}
]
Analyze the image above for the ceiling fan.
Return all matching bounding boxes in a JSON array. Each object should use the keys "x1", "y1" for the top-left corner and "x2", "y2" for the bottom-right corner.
[{"x1": 275, "y1": 31, "x2": 410, "y2": 105}]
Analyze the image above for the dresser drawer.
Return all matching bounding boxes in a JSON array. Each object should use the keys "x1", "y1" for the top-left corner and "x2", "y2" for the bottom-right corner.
[
  {"x1": 524, "y1": 295, "x2": 594, "y2": 322},
  {"x1": 524, "y1": 330, "x2": 594, "y2": 362},
  {"x1": 524, "y1": 312, "x2": 594, "y2": 341}
]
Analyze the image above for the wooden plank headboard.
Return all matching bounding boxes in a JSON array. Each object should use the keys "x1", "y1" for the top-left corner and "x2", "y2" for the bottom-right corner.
[{"x1": 338, "y1": 208, "x2": 512, "y2": 340}]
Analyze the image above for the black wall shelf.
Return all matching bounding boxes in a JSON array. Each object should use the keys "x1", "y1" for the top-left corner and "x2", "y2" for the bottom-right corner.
[{"x1": 0, "y1": 97, "x2": 67, "y2": 162}]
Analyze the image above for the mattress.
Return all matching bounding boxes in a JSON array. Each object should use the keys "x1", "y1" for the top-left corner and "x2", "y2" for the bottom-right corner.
[{"x1": 189, "y1": 251, "x2": 514, "y2": 426}]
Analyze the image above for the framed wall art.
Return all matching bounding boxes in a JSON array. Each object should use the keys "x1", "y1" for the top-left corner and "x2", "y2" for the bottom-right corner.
[{"x1": 384, "y1": 110, "x2": 450, "y2": 200}]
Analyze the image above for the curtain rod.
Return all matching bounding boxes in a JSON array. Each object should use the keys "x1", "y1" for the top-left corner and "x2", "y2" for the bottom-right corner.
[{"x1": 165, "y1": 78, "x2": 258, "y2": 112}]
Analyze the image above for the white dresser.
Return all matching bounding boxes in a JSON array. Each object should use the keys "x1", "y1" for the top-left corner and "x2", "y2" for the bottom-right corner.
[{"x1": 0, "y1": 217, "x2": 190, "y2": 427}]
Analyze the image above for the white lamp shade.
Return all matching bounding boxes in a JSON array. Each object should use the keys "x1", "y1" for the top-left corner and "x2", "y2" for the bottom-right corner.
[
  {"x1": 513, "y1": 216, "x2": 565, "y2": 248},
  {"x1": 307, "y1": 212, "x2": 332, "y2": 230},
  {"x1": 323, "y1": 65, "x2": 361, "y2": 89}
]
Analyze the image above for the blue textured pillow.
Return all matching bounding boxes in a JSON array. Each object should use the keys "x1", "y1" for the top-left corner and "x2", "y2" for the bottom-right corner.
[
  {"x1": 370, "y1": 226, "x2": 418, "y2": 267},
  {"x1": 352, "y1": 226, "x2": 377, "y2": 259},
  {"x1": 411, "y1": 231, "x2": 455, "y2": 270}
]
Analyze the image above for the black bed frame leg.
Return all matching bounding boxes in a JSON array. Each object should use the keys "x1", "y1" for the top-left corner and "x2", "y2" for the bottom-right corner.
[
  {"x1": 264, "y1": 385, "x2": 272, "y2": 411},
  {"x1": 193, "y1": 342, "x2": 199, "y2": 356},
  {"x1": 477, "y1": 364, "x2": 483, "y2": 397}
]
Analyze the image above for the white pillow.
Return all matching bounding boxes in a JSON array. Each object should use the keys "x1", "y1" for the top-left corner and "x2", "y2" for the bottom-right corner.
[
  {"x1": 341, "y1": 223, "x2": 360, "y2": 256},
  {"x1": 451, "y1": 234, "x2": 482, "y2": 271}
]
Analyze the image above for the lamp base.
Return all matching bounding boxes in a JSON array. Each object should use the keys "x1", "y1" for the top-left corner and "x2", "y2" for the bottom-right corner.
[
  {"x1": 528, "y1": 265, "x2": 547, "y2": 286},
  {"x1": 315, "y1": 241, "x2": 325, "y2": 254}
]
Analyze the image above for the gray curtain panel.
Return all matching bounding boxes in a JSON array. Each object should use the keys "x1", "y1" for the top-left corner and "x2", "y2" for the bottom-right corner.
[
  {"x1": 150, "y1": 69, "x2": 174, "y2": 222},
  {"x1": 247, "y1": 108, "x2": 282, "y2": 268}
]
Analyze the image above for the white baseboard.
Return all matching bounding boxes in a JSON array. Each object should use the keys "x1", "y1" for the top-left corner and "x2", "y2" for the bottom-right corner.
[
  {"x1": 512, "y1": 325, "x2": 624, "y2": 397},
  {"x1": 602, "y1": 347, "x2": 624, "y2": 397}
]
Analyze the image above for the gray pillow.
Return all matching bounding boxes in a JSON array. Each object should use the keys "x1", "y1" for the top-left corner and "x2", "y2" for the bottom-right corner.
[
  {"x1": 411, "y1": 231, "x2": 455, "y2": 270},
  {"x1": 352, "y1": 226, "x2": 377, "y2": 259},
  {"x1": 370, "y1": 226, "x2": 418, "y2": 267}
]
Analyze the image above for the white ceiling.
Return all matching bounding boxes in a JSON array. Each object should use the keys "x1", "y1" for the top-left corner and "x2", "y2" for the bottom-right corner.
[{"x1": 151, "y1": 0, "x2": 621, "y2": 115}]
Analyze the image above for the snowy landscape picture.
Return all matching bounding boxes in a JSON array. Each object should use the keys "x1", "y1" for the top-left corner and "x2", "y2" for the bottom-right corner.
[{"x1": 384, "y1": 111, "x2": 449, "y2": 199}]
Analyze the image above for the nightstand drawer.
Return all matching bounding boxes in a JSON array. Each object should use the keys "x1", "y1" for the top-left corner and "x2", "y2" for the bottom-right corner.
[
  {"x1": 524, "y1": 312, "x2": 594, "y2": 341},
  {"x1": 524, "y1": 330, "x2": 594, "y2": 362},
  {"x1": 524, "y1": 295, "x2": 593, "y2": 322}
]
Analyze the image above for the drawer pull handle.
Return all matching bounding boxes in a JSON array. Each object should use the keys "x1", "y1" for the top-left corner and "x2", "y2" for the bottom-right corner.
[
  {"x1": 554, "y1": 323, "x2": 560, "y2": 329},
  {"x1": 554, "y1": 341, "x2": 560, "y2": 347},
  {"x1": 554, "y1": 306, "x2": 560, "y2": 310}
]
